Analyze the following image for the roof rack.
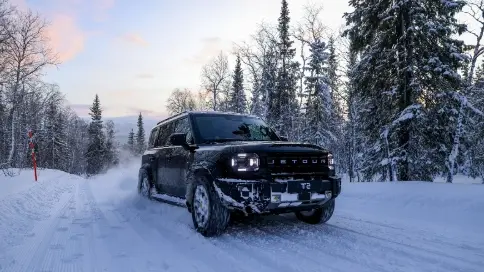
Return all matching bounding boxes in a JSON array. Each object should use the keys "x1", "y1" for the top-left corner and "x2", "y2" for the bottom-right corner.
[
  {"x1": 155, "y1": 111, "x2": 188, "y2": 126},
  {"x1": 154, "y1": 110, "x2": 262, "y2": 126}
]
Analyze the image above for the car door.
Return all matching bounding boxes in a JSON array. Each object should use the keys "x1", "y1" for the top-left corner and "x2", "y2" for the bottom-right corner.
[
  {"x1": 145, "y1": 126, "x2": 160, "y2": 184},
  {"x1": 153, "y1": 122, "x2": 174, "y2": 194},
  {"x1": 167, "y1": 116, "x2": 194, "y2": 198}
]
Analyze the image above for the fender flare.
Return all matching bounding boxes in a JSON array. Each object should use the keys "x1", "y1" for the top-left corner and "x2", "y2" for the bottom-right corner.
[
  {"x1": 185, "y1": 167, "x2": 214, "y2": 208},
  {"x1": 138, "y1": 163, "x2": 154, "y2": 187}
]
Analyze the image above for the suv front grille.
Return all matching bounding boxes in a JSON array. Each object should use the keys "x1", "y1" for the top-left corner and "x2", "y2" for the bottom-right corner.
[{"x1": 264, "y1": 154, "x2": 328, "y2": 175}]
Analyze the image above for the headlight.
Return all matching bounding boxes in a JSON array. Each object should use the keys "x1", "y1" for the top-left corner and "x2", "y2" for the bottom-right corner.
[
  {"x1": 328, "y1": 153, "x2": 334, "y2": 170},
  {"x1": 230, "y1": 153, "x2": 259, "y2": 172}
]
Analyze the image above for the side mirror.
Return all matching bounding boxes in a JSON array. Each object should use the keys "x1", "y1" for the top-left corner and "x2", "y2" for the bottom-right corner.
[
  {"x1": 279, "y1": 136, "x2": 289, "y2": 141},
  {"x1": 169, "y1": 133, "x2": 188, "y2": 146},
  {"x1": 169, "y1": 133, "x2": 198, "y2": 151}
]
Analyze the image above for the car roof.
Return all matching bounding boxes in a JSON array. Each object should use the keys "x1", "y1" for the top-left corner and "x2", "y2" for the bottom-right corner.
[{"x1": 151, "y1": 111, "x2": 262, "y2": 130}]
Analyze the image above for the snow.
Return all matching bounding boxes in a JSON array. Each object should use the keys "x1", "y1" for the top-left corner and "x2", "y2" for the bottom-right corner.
[{"x1": 0, "y1": 164, "x2": 483, "y2": 272}]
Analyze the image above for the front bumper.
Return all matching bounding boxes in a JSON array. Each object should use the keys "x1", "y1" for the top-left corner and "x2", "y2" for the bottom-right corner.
[{"x1": 212, "y1": 176, "x2": 341, "y2": 214}]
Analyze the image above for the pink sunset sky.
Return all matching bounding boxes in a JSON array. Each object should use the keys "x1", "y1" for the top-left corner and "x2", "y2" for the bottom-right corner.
[{"x1": 11, "y1": 0, "x2": 352, "y2": 117}]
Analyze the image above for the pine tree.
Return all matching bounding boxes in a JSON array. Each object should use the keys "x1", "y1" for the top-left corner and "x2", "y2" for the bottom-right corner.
[
  {"x1": 39, "y1": 96, "x2": 67, "y2": 170},
  {"x1": 136, "y1": 113, "x2": 145, "y2": 155},
  {"x1": 0, "y1": 87, "x2": 5, "y2": 165},
  {"x1": 268, "y1": 0, "x2": 299, "y2": 135},
  {"x1": 128, "y1": 128, "x2": 135, "y2": 154},
  {"x1": 66, "y1": 113, "x2": 89, "y2": 175},
  {"x1": 303, "y1": 39, "x2": 333, "y2": 148},
  {"x1": 104, "y1": 120, "x2": 119, "y2": 168},
  {"x1": 344, "y1": 0, "x2": 467, "y2": 181},
  {"x1": 85, "y1": 94, "x2": 106, "y2": 176},
  {"x1": 229, "y1": 55, "x2": 247, "y2": 113}
]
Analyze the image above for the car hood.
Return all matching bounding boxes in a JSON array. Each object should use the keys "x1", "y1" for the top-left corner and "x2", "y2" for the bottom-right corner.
[{"x1": 196, "y1": 141, "x2": 329, "y2": 155}]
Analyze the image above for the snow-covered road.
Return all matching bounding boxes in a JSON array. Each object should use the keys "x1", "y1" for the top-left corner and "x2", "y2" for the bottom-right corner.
[{"x1": 1, "y1": 163, "x2": 483, "y2": 272}]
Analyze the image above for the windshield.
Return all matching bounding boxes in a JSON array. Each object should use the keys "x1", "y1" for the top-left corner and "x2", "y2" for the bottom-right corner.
[{"x1": 193, "y1": 114, "x2": 281, "y2": 143}]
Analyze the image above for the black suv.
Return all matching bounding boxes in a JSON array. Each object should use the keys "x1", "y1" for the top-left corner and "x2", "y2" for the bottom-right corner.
[{"x1": 138, "y1": 111, "x2": 341, "y2": 237}]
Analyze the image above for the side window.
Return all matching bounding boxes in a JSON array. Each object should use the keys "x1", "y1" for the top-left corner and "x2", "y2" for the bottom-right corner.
[
  {"x1": 156, "y1": 122, "x2": 174, "y2": 147},
  {"x1": 173, "y1": 117, "x2": 193, "y2": 144},
  {"x1": 148, "y1": 127, "x2": 159, "y2": 148}
]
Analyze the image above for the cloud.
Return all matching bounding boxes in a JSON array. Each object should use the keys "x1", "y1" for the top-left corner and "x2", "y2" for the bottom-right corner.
[
  {"x1": 136, "y1": 73, "x2": 154, "y2": 79},
  {"x1": 120, "y1": 33, "x2": 149, "y2": 46},
  {"x1": 96, "y1": 0, "x2": 115, "y2": 11},
  {"x1": 90, "y1": 0, "x2": 115, "y2": 21},
  {"x1": 185, "y1": 37, "x2": 228, "y2": 65},
  {"x1": 46, "y1": 14, "x2": 86, "y2": 62}
]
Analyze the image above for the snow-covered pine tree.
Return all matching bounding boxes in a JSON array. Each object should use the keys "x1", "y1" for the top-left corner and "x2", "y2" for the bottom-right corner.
[
  {"x1": 344, "y1": 0, "x2": 467, "y2": 181},
  {"x1": 236, "y1": 24, "x2": 279, "y2": 120},
  {"x1": 325, "y1": 36, "x2": 345, "y2": 173},
  {"x1": 66, "y1": 111, "x2": 89, "y2": 175},
  {"x1": 343, "y1": 41, "x2": 365, "y2": 182},
  {"x1": 303, "y1": 38, "x2": 334, "y2": 148},
  {"x1": 467, "y1": 61, "x2": 484, "y2": 182},
  {"x1": 85, "y1": 94, "x2": 106, "y2": 176},
  {"x1": 439, "y1": 0, "x2": 484, "y2": 183},
  {"x1": 327, "y1": 36, "x2": 339, "y2": 102},
  {"x1": 259, "y1": 48, "x2": 279, "y2": 120},
  {"x1": 127, "y1": 128, "x2": 135, "y2": 154},
  {"x1": 268, "y1": 0, "x2": 299, "y2": 136},
  {"x1": 38, "y1": 91, "x2": 64, "y2": 170},
  {"x1": 54, "y1": 110, "x2": 69, "y2": 172},
  {"x1": 0, "y1": 86, "x2": 6, "y2": 166},
  {"x1": 136, "y1": 113, "x2": 145, "y2": 155},
  {"x1": 229, "y1": 55, "x2": 247, "y2": 113},
  {"x1": 104, "y1": 120, "x2": 119, "y2": 168}
]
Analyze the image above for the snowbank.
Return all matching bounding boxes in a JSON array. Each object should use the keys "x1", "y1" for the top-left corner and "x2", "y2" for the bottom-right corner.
[
  {"x1": 0, "y1": 168, "x2": 75, "y2": 199},
  {"x1": 0, "y1": 169, "x2": 80, "y2": 259}
]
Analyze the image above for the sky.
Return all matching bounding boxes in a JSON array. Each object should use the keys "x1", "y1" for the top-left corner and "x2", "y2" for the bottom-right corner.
[{"x1": 11, "y1": 0, "x2": 350, "y2": 118}]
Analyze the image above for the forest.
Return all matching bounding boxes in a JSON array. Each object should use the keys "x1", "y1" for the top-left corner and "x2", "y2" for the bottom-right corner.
[
  {"x1": 166, "y1": 0, "x2": 484, "y2": 183},
  {"x1": 1, "y1": 0, "x2": 483, "y2": 183}
]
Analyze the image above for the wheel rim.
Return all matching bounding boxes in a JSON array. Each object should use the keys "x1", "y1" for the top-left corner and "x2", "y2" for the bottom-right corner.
[
  {"x1": 141, "y1": 177, "x2": 150, "y2": 196},
  {"x1": 193, "y1": 185, "x2": 210, "y2": 228}
]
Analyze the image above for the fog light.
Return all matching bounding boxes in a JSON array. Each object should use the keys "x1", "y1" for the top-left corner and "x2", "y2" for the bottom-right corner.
[
  {"x1": 238, "y1": 186, "x2": 250, "y2": 198},
  {"x1": 272, "y1": 194, "x2": 281, "y2": 203},
  {"x1": 325, "y1": 191, "x2": 332, "y2": 199}
]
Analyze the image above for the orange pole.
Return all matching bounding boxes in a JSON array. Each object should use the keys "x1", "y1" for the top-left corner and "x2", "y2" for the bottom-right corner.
[
  {"x1": 32, "y1": 150, "x2": 37, "y2": 181},
  {"x1": 28, "y1": 130, "x2": 37, "y2": 181}
]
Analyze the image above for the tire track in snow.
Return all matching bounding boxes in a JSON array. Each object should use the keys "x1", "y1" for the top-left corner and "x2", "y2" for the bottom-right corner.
[
  {"x1": 328, "y1": 214, "x2": 484, "y2": 271},
  {"x1": 252, "y1": 213, "x2": 482, "y2": 272},
  {"x1": 335, "y1": 214, "x2": 484, "y2": 258},
  {"x1": 324, "y1": 223, "x2": 483, "y2": 272},
  {"x1": 229, "y1": 223, "x2": 381, "y2": 272},
  {"x1": 104, "y1": 194, "x2": 259, "y2": 272}
]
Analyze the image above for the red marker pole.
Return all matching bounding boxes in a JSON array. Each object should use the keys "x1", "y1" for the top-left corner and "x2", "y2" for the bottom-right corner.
[{"x1": 28, "y1": 130, "x2": 37, "y2": 181}]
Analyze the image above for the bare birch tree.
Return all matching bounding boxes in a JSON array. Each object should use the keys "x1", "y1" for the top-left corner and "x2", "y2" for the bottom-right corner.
[
  {"x1": 2, "y1": 9, "x2": 58, "y2": 168},
  {"x1": 201, "y1": 51, "x2": 229, "y2": 111}
]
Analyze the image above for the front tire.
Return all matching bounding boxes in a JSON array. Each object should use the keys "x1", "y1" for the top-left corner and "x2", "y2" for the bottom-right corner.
[
  {"x1": 295, "y1": 199, "x2": 335, "y2": 224},
  {"x1": 138, "y1": 169, "x2": 154, "y2": 200},
  {"x1": 191, "y1": 177, "x2": 230, "y2": 237}
]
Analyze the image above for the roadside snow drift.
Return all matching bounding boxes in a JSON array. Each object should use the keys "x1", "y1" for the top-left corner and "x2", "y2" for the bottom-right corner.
[{"x1": 0, "y1": 164, "x2": 483, "y2": 272}]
